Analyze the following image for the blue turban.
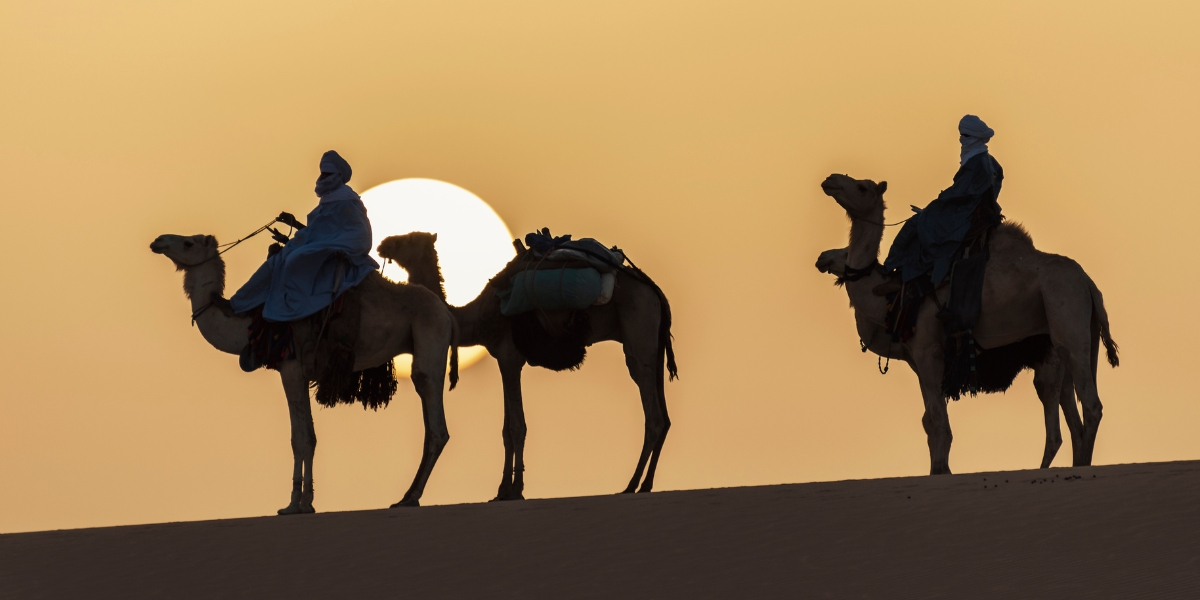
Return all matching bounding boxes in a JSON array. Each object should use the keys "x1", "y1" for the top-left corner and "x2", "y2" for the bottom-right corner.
[
  {"x1": 315, "y1": 150, "x2": 353, "y2": 197},
  {"x1": 958, "y1": 115, "x2": 994, "y2": 165}
]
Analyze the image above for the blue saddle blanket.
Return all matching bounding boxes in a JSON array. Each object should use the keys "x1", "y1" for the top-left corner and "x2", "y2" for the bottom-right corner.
[{"x1": 497, "y1": 268, "x2": 602, "y2": 317}]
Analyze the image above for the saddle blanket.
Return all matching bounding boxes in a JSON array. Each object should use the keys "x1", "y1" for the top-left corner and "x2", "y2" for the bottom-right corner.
[{"x1": 497, "y1": 268, "x2": 615, "y2": 317}]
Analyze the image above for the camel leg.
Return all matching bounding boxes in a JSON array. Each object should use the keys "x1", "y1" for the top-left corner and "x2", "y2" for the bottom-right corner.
[
  {"x1": 392, "y1": 345, "x2": 450, "y2": 508},
  {"x1": 1058, "y1": 369, "x2": 1085, "y2": 466},
  {"x1": 637, "y1": 346, "x2": 672, "y2": 493},
  {"x1": 920, "y1": 382, "x2": 953, "y2": 474},
  {"x1": 622, "y1": 334, "x2": 668, "y2": 494},
  {"x1": 1033, "y1": 360, "x2": 1064, "y2": 469},
  {"x1": 1066, "y1": 349, "x2": 1102, "y2": 465},
  {"x1": 493, "y1": 347, "x2": 527, "y2": 501},
  {"x1": 278, "y1": 360, "x2": 317, "y2": 515},
  {"x1": 1046, "y1": 287, "x2": 1104, "y2": 465},
  {"x1": 911, "y1": 339, "x2": 952, "y2": 475}
]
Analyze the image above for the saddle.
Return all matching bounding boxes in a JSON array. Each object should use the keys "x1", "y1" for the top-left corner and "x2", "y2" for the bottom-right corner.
[
  {"x1": 880, "y1": 219, "x2": 1001, "y2": 400},
  {"x1": 238, "y1": 281, "x2": 396, "y2": 410},
  {"x1": 498, "y1": 229, "x2": 625, "y2": 370}
]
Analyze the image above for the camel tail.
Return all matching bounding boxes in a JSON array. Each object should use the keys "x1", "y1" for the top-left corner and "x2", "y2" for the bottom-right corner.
[
  {"x1": 449, "y1": 316, "x2": 460, "y2": 391},
  {"x1": 657, "y1": 291, "x2": 678, "y2": 382},
  {"x1": 1089, "y1": 279, "x2": 1119, "y2": 369}
]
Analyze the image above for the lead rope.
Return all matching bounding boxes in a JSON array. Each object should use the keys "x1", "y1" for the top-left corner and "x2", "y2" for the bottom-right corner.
[
  {"x1": 854, "y1": 215, "x2": 914, "y2": 227},
  {"x1": 857, "y1": 325, "x2": 891, "y2": 374}
]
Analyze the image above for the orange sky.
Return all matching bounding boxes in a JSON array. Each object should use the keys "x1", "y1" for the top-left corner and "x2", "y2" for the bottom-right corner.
[{"x1": 2, "y1": 1, "x2": 1198, "y2": 533}]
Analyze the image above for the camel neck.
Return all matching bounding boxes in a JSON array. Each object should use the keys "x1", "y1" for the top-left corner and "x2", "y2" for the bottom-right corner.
[
  {"x1": 404, "y1": 261, "x2": 446, "y2": 303},
  {"x1": 183, "y1": 257, "x2": 226, "y2": 310},
  {"x1": 449, "y1": 296, "x2": 484, "y2": 347},
  {"x1": 847, "y1": 214, "x2": 884, "y2": 272},
  {"x1": 182, "y1": 256, "x2": 248, "y2": 355}
]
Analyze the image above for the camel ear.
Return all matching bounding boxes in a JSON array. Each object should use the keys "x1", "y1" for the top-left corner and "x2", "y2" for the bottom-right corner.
[
  {"x1": 878, "y1": 181, "x2": 888, "y2": 195},
  {"x1": 431, "y1": 233, "x2": 438, "y2": 242},
  {"x1": 204, "y1": 235, "x2": 217, "y2": 248}
]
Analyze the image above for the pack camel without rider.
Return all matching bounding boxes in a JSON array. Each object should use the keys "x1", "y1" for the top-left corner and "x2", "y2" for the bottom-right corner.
[
  {"x1": 150, "y1": 234, "x2": 458, "y2": 512},
  {"x1": 377, "y1": 231, "x2": 677, "y2": 501},
  {"x1": 817, "y1": 174, "x2": 1118, "y2": 473}
]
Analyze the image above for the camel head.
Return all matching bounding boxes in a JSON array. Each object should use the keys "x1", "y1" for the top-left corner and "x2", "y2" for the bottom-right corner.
[
  {"x1": 377, "y1": 232, "x2": 447, "y2": 301},
  {"x1": 377, "y1": 232, "x2": 438, "y2": 272},
  {"x1": 820, "y1": 174, "x2": 887, "y2": 221},
  {"x1": 150, "y1": 234, "x2": 219, "y2": 270},
  {"x1": 815, "y1": 247, "x2": 849, "y2": 276}
]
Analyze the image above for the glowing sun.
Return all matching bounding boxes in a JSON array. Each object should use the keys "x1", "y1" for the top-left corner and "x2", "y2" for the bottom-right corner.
[{"x1": 360, "y1": 178, "x2": 515, "y2": 376}]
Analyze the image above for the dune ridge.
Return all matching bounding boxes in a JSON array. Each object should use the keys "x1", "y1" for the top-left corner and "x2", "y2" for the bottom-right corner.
[{"x1": 3, "y1": 460, "x2": 1199, "y2": 599}]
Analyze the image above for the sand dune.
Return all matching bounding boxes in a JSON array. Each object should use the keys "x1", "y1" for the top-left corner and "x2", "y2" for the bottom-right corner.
[{"x1": 2, "y1": 460, "x2": 1198, "y2": 599}]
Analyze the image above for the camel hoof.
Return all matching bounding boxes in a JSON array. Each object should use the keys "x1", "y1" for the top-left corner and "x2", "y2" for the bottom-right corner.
[
  {"x1": 490, "y1": 492, "x2": 525, "y2": 502},
  {"x1": 390, "y1": 499, "x2": 420, "y2": 508},
  {"x1": 277, "y1": 504, "x2": 303, "y2": 515}
]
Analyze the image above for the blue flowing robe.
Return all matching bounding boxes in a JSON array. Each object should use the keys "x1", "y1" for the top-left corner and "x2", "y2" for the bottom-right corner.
[
  {"x1": 230, "y1": 185, "x2": 379, "y2": 322},
  {"x1": 883, "y1": 152, "x2": 1004, "y2": 284}
]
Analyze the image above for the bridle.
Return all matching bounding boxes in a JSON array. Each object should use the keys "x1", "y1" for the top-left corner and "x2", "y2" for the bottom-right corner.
[
  {"x1": 841, "y1": 260, "x2": 880, "y2": 282},
  {"x1": 177, "y1": 218, "x2": 281, "y2": 326}
]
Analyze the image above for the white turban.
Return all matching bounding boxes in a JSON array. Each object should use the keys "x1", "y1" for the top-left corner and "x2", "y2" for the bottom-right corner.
[{"x1": 958, "y1": 115, "x2": 994, "y2": 165}]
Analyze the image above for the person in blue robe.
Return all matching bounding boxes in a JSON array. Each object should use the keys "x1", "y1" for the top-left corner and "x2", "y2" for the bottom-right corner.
[
  {"x1": 881, "y1": 115, "x2": 1006, "y2": 398},
  {"x1": 230, "y1": 151, "x2": 379, "y2": 322},
  {"x1": 883, "y1": 115, "x2": 1004, "y2": 285}
]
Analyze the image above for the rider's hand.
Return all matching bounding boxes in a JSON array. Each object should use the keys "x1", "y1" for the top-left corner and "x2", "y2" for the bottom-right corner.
[{"x1": 276, "y1": 212, "x2": 306, "y2": 229}]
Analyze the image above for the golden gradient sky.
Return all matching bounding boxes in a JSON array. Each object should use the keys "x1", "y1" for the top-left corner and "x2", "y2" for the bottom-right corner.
[{"x1": 2, "y1": 1, "x2": 1198, "y2": 533}]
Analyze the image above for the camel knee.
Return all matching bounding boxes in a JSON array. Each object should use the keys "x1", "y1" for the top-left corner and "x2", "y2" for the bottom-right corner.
[
  {"x1": 411, "y1": 371, "x2": 431, "y2": 393},
  {"x1": 503, "y1": 422, "x2": 528, "y2": 440},
  {"x1": 921, "y1": 411, "x2": 948, "y2": 436},
  {"x1": 646, "y1": 413, "x2": 670, "y2": 434},
  {"x1": 428, "y1": 429, "x2": 450, "y2": 451},
  {"x1": 624, "y1": 355, "x2": 655, "y2": 377},
  {"x1": 1047, "y1": 429, "x2": 1062, "y2": 446}
]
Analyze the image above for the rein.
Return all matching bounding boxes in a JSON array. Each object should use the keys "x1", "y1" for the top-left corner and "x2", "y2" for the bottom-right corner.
[
  {"x1": 854, "y1": 215, "x2": 913, "y2": 227},
  {"x1": 181, "y1": 219, "x2": 279, "y2": 270},
  {"x1": 182, "y1": 218, "x2": 281, "y2": 326}
]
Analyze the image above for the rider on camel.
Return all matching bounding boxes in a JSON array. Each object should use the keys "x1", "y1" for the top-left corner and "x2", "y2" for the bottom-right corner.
[
  {"x1": 879, "y1": 115, "x2": 1005, "y2": 398},
  {"x1": 883, "y1": 114, "x2": 1004, "y2": 287},
  {"x1": 230, "y1": 150, "x2": 379, "y2": 322}
]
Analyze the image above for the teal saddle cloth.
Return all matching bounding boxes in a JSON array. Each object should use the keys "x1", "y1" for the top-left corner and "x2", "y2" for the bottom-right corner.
[{"x1": 497, "y1": 268, "x2": 602, "y2": 317}]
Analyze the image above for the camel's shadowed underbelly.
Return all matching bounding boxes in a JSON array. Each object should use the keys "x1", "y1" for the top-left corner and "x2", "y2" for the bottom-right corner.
[
  {"x1": 973, "y1": 334, "x2": 1053, "y2": 395},
  {"x1": 512, "y1": 310, "x2": 591, "y2": 371}
]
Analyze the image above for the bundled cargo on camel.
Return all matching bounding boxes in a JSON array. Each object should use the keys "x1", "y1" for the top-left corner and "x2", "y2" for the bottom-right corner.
[{"x1": 494, "y1": 229, "x2": 623, "y2": 317}]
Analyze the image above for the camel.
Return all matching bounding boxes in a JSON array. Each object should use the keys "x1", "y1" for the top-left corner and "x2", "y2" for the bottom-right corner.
[
  {"x1": 377, "y1": 232, "x2": 677, "y2": 500},
  {"x1": 816, "y1": 174, "x2": 1118, "y2": 474},
  {"x1": 815, "y1": 246, "x2": 1085, "y2": 468},
  {"x1": 150, "y1": 233, "x2": 458, "y2": 512}
]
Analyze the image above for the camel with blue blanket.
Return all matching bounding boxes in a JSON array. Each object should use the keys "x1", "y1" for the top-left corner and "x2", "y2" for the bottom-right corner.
[{"x1": 151, "y1": 151, "x2": 459, "y2": 514}]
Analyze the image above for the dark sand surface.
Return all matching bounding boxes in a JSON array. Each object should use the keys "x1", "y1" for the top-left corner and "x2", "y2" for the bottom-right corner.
[{"x1": 3, "y1": 460, "x2": 1199, "y2": 599}]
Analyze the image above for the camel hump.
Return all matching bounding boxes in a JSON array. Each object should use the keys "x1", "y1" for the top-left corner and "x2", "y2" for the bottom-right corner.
[{"x1": 995, "y1": 222, "x2": 1035, "y2": 247}]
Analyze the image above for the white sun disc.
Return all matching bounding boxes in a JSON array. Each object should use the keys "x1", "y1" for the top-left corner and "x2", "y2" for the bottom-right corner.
[{"x1": 360, "y1": 178, "x2": 515, "y2": 376}]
